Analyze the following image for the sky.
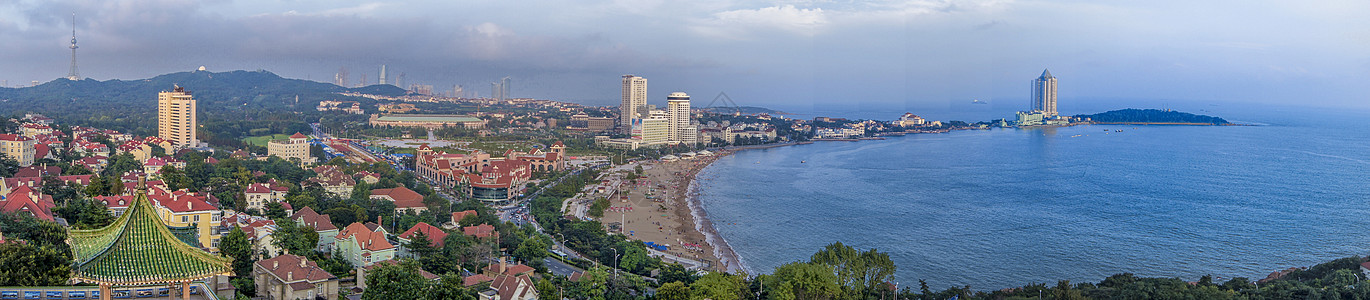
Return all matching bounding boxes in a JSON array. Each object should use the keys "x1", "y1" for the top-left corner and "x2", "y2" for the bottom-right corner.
[{"x1": 2, "y1": 0, "x2": 1368, "y2": 118}]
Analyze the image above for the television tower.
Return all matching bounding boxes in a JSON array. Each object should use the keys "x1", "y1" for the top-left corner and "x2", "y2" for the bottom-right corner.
[{"x1": 66, "y1": 13, "x2": 80, "y2": 81}]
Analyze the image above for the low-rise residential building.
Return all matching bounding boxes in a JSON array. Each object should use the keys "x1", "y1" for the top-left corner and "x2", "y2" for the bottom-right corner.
[
  {"x1": 0, "y1": 186, "x2": 56, "y2": 221},
  {"x1": 0, "y1": 134, "x2": 36, "y2": 167},
  {"x1": 463, "y1": 223, "x2": 499, "y2": 240},
  {"x1": 254, "y1": 254, "x2": 340, "y2": 300},
  {"x1": 396, "y1": 222, "x2": 447, "y2": 258},
  {"x1": 244, "y1": 180, "x2": 291, "y2": 212},
  {"x1": 334, "y1": 222, "x2": 395, "y2": 268},
  {"x1": 370, "y1": 186, "x2": 427, "y2": 214},
  {"x1": 308, "y1": 166, "x2": 356, "y2": 197},
  {"x1": 289, "y1": 206, "x2": 339, "y2": 252},
  {"x1": 148, "y1": 188, "x2": 224, "y2": 252},
  {"x1": 222, "y1": 212, "x2": 281, "y2": 259},
  {"x1": 268, "y1": 132, "x2": 316, "y2": 166},
  {"x1": 19, "y1": 123, "x2": 52, "y2": 138}
]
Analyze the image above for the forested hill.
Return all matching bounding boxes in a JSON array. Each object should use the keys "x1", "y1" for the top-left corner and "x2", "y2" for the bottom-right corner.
[
  {"x1": 1074, "y1": 108, "x2": 1231, "y2": 125},
  {"x1": 0, "y1": 70, "x2": 406, "y2": 136}
]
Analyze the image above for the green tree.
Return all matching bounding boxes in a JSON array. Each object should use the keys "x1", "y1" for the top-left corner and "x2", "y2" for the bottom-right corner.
[
  {"x1": 513, "y1": 237, "x2": 549, "y2": 262},
  {"x1": 690, "y1": 272, "x2": 750, "y2": 300},
  {"x1": 264, "y1": 201, "x2": 289, "y2": 219},
  {"x1": 406, "y1": 230, "x2": 438, "y2": 259},
  {"x1": 362, "y1": 260, "x2": 429, "y2": 300},
  {"x1": 427, "y1": 274, "x2": 477, "y2": 300},
  {"x1": 0, "y1": 152, "x2": 19, "y2": 177},
  {"x1": 809, "y1": 242, "x2": 895, "y2": 294},
  {"x1": 220, "y1": 227, "x2": 254, "y2": 277},
  {"x1": 271, "y1": 220, "x2": 318, "y2": 256},
  {"x1": 53, "y1": 197, "x2": 114, "y2": 229},
  {"x1": 767, "y1": 262, "x2": 842, "y2": 300},
  {"x1": 0, "y1": 242, "x2": 72, "y2": 286},
  {"x1": 657, "y1": 281, "x2": 691, "y2": 300}
]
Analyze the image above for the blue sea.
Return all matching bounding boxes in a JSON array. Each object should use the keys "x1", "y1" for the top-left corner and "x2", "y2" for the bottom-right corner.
[{"x1": 694, "y1": 104, "x2": 1370, "y2": 290}]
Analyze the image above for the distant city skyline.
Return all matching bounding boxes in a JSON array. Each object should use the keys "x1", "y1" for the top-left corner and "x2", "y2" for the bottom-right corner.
[{"x1": 1, "y1": 1, "x2": 1368, "y2": 110}]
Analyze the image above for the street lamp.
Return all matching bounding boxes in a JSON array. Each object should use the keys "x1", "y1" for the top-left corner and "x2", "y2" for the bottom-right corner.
[{"x1": 611, "y1": 248, "x2": 620, "y2": 279}]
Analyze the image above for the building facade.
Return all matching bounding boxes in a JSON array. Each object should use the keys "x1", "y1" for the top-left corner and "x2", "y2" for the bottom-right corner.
[
  {"x1": 667, "y1": 92, "x2": 691, "y2": 144},
  {"x1": 1031, "y1": 69, "x2": 1058, "y2": 117},
  {"x1": 157, "y1": 85, "x2": 199, "y2": 148},
  {"x1": 268, "y1": 132, "x2": 314, "y2": 165},
  {"x1": 253, "y1": 254, "x2": 340, "y2": 300},
  {"x1": 0, "y1": 134, "x2": 35, "y2": 167},
  {"x1": 620, "y1": 75, "x2": 647, "y2": 133}
]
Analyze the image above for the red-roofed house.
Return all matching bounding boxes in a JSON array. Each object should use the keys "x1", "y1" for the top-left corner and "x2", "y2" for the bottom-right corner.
[
  {"x1": 463, "y1": 223, "x2": 499, "y2": 240},
  {"x1": 451, "y1": 210, "x2": 478, "y2": 226},
  {"x1": 148, "y1": 188, "x2": 224, "y2": 252},
  {"x1": 397, "y1": 222, "x2": 448, "y2": 258},
  {"x1": 244, "y1": 180, "x2": 291, "y2": 212},
  {"x1": 290, "y1": 206, "x2": 339, "y2": 252},
  {"x1": 1, "y1": 186, "x2": 56, "y2": 221},
  {"x1": 370, "y1": 186, "x2": 428, "y2": 213},
  {"x1": 19, "y1": 123, "x2": 52, "y2": 138},
  {"x1": 253, "y1": 254, "x2": 340, "y2": 300},
  {"x1": 334, "y1": 222, "x2": 396, "y2": 267},
  {"x1": 480, "y1": 274, "x2": 538, "y2": 300}
]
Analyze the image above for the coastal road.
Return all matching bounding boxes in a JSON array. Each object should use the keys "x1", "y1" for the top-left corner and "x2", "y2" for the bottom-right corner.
[{"x1": 543, "y1": 257, "x2": 583, "y2": 277}]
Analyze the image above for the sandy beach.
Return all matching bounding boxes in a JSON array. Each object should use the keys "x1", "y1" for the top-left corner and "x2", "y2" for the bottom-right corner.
[{"x1": 603, "y1": 151, "x2": 745, "y2": 273}]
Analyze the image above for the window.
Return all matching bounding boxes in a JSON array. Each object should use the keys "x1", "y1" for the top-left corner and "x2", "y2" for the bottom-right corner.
[
  {"x1": 181, "y1": 216, "x2": 188, "y2": 223},
  {"x1": 194, "y1": 215, "x2": 200, "y2": 222}
]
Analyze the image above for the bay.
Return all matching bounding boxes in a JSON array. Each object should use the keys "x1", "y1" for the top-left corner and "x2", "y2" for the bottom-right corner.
[{"x1": 695, "y1": 105, "x2": 1370, "y2": 289}]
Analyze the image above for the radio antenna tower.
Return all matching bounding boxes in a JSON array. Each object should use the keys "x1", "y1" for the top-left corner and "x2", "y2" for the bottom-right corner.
[{"x1": 66, "y1": 12, "x2": 80, "y2": 81}]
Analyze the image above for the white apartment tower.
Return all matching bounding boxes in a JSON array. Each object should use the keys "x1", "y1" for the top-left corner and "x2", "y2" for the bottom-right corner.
[
  {"x1": 667, "y1": 92, "x2": 692, "y2": 144},
  {"x1": 158, "y1": 85, "x2": 199, "y2": 148},
  {"x1": 1031, "y1": 69, "x2": 1058, "y2": 117},
  {"x1": 639, "y1": 110, "x2": 671, "y2": 146},
  {"x1": 621, "y1": 75, "x2": 648, "y2": 133}
]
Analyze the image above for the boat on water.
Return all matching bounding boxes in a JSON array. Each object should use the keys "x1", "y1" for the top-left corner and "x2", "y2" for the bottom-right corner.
[{"x1": 801, "y1": 160, "x2": 806, "y2": 163}]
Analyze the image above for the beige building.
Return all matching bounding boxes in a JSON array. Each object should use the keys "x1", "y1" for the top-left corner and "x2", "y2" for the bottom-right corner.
[
  {"x1": 268, "y1": 132, "x2": 315, "y2": 165},
  {"x1": 254, "y1": 254, "x2": 340, "y2": 300},
  {"x1": 158, "y1": 85, "x2": 199, "y2": 148},
  {"x1": 0, "y1": 134, "x2": 35, "y2": 167},
  {"x1": 620, "y1": 75, "x2": 647, "y2": 133}
]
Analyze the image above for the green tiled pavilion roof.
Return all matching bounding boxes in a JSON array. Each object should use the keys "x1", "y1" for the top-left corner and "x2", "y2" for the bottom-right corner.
[{"x1": 67, "y1": 181, "x2": 232, "y2": 285}]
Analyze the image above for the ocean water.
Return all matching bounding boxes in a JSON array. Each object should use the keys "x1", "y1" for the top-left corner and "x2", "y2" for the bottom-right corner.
[{"x1": 695, "y1": 105, "x2": 1370, "y2": 290}]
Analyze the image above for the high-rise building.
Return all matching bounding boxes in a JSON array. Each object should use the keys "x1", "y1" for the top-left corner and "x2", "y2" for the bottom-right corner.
[
  {"x1": 335, "y1": 67, "x2": 349, "y2": 87},
  {"x1": 620, "y1": 75, "x2": 647, "y2": 133},
  {"x1": 1031, "y1": 69, "x2": 1058, "y2": 117},
  {"x1": 491, "y1": 82, "x2": 502, "y2": 100},
  {"x1": 453, "y1": 85, "x2": 464, "y2": 98},
  {"x1": 500, "y1": 77, "x2": 511, "y2": 100},
  {"x1": 379, "y1": 65, "x2": 388, "y2": 85},
  {"x1": 667, "y1": 92, "x2": 691, "y2": 144},
  {"x1": 158, "y1": 85, "x2": 199, "y2": 148}
]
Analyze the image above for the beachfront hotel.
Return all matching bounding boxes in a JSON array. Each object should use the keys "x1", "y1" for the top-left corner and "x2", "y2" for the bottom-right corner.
[
  {"x1": 1031, "y1": 69, "x2": 1058, "y2": 117},
  {"x1": 1017, "y1": 69, "x2": 1071, "y2": 126},
  {"x1": 621, "y1": 75, "x2": 648, "y2": 134}
]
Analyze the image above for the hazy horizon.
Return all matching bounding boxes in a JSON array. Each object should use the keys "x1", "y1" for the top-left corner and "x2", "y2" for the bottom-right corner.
[{"x1": 3, "y1": 0, "x2": 1367, "y2": 111}]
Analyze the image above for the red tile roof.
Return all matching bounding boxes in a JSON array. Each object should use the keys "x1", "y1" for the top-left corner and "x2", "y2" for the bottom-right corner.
[
  {"x1": 463, "y1": 224, "x2": 498, "y2": 239},
  {"x1": 337, "y1": 222, "x2": 394, "y2": 251},
  {"x1": 256, "y1": 254, "x2": 337, "y2": 284},
  {"x1": 290, "y1": 206, "x2": 338, "y2": 231},
  {"x1": 371, "y1": 187, "x2": 425, "y2": 209},
  {"x1": 451, "y1": 210, "x2": 477, "y2": 224},
  {"x1": 1, "y1": 186, "x2": 56, "y2": 221},
  {"x1": 398, "y1": 222, "x2": 448, "y2": 248},
  {"x1": 289, "y1": 132, "x2": 308, "y2": 139}
]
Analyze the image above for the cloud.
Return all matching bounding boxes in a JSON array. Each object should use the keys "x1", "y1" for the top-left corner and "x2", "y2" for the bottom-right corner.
[{"x1": 692, "y1": 5, "x2": 828, "y2": 39}]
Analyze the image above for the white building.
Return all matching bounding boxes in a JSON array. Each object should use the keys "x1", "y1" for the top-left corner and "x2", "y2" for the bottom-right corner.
[{"x1": 667, "y1": 92, "x2": 693, "y2": 145}]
